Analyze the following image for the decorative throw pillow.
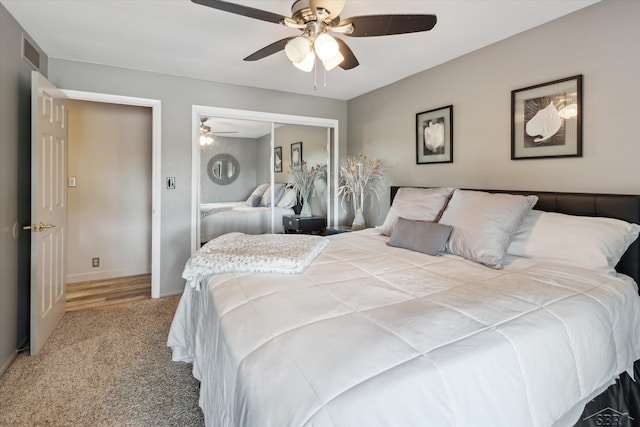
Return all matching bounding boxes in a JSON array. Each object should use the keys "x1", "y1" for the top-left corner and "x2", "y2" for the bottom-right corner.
[
  {"x1": 377, "y1": 187, "x2": 454, "y2": 236},
  {"x1": 388, "y1": 218, "x2": 453, "y2": 256},
  {"x1": 438, "y1": 190, "x2": 537, "y2": 268},
  {"x1": 246, "y1": 183, "x2": 269, "y2": 207},
  {"x1": 277, "y1": 187, "x2": 298, "y2": 209},
  {"x1": 261, "y1": 183, "x2": 286, "y2": 207},
  {"x1": 507, "y1": 210, "x2": 640, "y2": 273}
]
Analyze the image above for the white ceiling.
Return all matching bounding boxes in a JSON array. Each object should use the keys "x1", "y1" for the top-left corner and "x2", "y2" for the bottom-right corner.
[
  {"x1": 2, "y1": 0, "x2": 599, "y2": 101},
  {"x1": 203, "y1": 117, "x2": 277, "y2": 138}
]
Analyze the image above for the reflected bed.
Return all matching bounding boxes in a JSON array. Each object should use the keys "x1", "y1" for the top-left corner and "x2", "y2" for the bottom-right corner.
[{"x1": 200, "y1": 202, "x2": 294, "y2": 244}]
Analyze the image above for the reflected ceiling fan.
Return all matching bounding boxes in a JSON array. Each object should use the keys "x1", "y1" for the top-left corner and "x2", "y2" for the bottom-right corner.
[
  {"x1": 191, "y1": 0, "x2": 437, "y2": 72},
  {"x1": 200, "y1": 117, "x2": 238, "y2": 146}
]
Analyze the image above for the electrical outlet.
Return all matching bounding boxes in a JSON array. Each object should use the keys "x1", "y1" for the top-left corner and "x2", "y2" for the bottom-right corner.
[{"x1": 92, "y1": 257, "x2": 100, "y2": 268}]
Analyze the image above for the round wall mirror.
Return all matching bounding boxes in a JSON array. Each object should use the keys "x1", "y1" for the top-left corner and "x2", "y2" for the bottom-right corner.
[{"x1": 207, "y1": 154, "x2": 240, "y2": 185}]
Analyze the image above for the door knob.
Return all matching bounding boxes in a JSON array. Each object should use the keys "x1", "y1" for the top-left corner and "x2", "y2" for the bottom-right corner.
[{"x1": 23, "y1": 222, "x2": 56, "y2": 232}]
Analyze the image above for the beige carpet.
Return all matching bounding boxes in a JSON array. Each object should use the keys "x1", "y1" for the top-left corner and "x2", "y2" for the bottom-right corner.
[{"x1": 0, "y1": 296, "x2": 204, "y2": 426}]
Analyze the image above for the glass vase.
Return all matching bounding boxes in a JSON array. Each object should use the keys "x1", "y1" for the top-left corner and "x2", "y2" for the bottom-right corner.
[
  {"x1": 350, "y1": 189, "x2": 366, "y2": 230},
  {"x1": 299, "y1": 189, "x2": 312, "y2": 217}
]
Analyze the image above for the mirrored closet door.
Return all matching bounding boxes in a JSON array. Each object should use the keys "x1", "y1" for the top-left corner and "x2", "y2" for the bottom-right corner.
[
  {"x1": 191, "y1": 106, "x2": 339, "y2": 253},
  {"x1": 198, "y1": 116, "x2": 274, "y2": 245}
]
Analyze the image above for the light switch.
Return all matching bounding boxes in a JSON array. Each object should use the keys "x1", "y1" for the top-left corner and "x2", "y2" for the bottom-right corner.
[
  {"x1": 166, "y1": 177, "x2": 176, "y2": 190},
  {"x1": 68, "y1": 176, "x2": 76, "y2": 187}
]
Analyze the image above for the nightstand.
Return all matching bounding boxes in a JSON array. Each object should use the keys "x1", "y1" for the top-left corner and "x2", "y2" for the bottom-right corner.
[
  {"x1": 283, "y1": 215, "x2": 326, "y2": 234},
  {"x1": 325, "y1": 225, "x2": 357, "y2": 235}
]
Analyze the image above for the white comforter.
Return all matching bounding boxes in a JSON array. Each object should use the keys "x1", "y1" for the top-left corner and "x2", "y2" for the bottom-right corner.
[{"x1": 169, "y1": 229, "x2": 640, "y2": 427}]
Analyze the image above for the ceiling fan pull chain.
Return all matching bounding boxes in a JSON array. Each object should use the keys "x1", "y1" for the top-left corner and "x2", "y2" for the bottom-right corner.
[
  {"x1": 323, "y1": 66, "x2": 328, "y2": 92},
  {"x1": 313, "y1": 59, "x2": 318, "y2": 91}
]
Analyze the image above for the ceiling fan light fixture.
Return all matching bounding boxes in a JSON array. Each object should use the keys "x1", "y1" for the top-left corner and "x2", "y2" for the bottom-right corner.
[
  {"x1": 314, "y1": 33, "x2": 339, "y2": 61},
  {"x1": 293, "y1": 51, "x2": 315, "y2": 72},
  {"x1": 285, "y1": 36, "x2": 311, "y2": 64},
  {"x1": 200, "y1": 134, "x2": 214, "y2": 146},
  {"x1": 322, "y1": 50, "x2": 344, "y2": 71},
  {"x1": 558, "y1": 103, "x2": 578, "y2": 119}
]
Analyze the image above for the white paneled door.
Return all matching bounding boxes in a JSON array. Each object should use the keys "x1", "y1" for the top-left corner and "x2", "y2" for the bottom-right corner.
[{"x1": 27, "y1": 71, "x2": 67, "y2": 355}]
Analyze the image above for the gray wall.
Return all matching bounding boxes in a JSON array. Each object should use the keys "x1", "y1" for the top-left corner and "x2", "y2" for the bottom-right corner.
[
  {"x1": 0, "y1": 3, "x2": 48, "y2": 374},
  {"x1": 48, "y1": 59, "x2": 348, "y2": 296},
  {"x1": 347, "y1": 0, "x2": 640, "y2": 226}
]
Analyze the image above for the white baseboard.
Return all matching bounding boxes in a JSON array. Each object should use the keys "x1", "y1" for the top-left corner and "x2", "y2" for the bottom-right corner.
[
  {"x1": 66, "y1": 266, "x2": 151, "y2": 284},
  {"x1": 159, "y1": 289, "x2": 184, "y2": 298},
  {"x1": 0, "y1": 349, "x2": 18, "y2": 377}
]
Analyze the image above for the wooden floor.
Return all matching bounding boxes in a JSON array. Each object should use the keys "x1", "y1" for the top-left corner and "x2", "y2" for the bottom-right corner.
[{"x1": 65, "y1": 274, "x2": 151, "y2": 312}]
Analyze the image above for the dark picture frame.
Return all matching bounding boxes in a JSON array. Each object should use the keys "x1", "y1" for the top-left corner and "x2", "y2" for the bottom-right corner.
[
  {"x1": 291, "y1": 141, "x2": 302, "y2": 171},
  {"x1": 274, "y1": 146, "x2": 282, "y2": 172},
  {"x1": 416, "y1": 105, "x2": 453, "y2": 164},
  {"x1": 511, "y1": 75, "x2": 582, "y2": 160}
]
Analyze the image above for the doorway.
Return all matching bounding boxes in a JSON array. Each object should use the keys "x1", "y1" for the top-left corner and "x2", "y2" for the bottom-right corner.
[
  {"x1": 62, "y1": 90, "x2": 161, "y2": 298},
  {"x1": 65, "y1": 100, "x2": 152, "y2": 309}
]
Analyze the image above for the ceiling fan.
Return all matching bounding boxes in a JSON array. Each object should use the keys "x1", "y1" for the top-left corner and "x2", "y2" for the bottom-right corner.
[
  {"x1": 191, "y1": 0, "x2": 437, "y2": 72},
  {"x1": 200, "y1": 117, "x2": 238, "y2": 146}
]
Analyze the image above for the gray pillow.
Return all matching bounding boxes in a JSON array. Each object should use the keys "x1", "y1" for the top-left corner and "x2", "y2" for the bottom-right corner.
[
  {"x1": 388, "y1": 218, "x2": 453, "y2": 256},
  {"x1": 438, "y1": 190, "x2": 538, "y2": 268}
]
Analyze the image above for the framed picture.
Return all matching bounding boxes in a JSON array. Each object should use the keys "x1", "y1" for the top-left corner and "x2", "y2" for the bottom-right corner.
[
  {"x1": 416, "y1": 105, "x2": 453, "y2": 164},
  {"x1": 274, "y1": 146, "x2": 282, "y2": 172},
  {"x1": 291, "y1": 141, "x2": 302, "y2": 171},
  {"x1": 511, "y1": 75, "x2": 582, "y2": 160}
]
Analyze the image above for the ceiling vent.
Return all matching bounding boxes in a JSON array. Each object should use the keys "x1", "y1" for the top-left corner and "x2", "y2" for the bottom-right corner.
[{"x1": 22, "y1": 35, "x2": 41, "y2": 71}]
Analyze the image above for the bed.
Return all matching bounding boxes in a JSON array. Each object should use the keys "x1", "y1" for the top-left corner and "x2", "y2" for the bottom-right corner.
[
  {"x1": 172, "y1": 187, "x2": 640, "y2": 426},
  {"x1": 200, "y1": 202, "x2": 295, "y2": 244},
  {"x1": 200, "y1": 182, "x2": 299, "y2": 244}
]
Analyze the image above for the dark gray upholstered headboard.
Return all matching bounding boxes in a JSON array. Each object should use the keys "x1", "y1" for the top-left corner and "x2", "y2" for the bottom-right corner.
[{"x1": 390, "y1": 186, "x2": 640, "y2": 285}]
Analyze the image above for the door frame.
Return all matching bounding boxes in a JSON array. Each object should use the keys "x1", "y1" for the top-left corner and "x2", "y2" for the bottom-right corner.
[
  {"x1": 191, "y1": 105, "x2": 339, "y2": 253},
  {"x1": 62, "y1": 90, "x2": 162, "y2": 298}
]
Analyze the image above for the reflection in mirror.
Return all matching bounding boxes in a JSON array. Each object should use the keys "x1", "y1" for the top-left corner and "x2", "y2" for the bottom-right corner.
[
  {"x1": 197, "y1": 114, "x2": 335, "y2": 247},
  {"x1": 199, "y1": 116, "x2": 277, "y2": 245},
  {"x1": 273, "y1": 124, "x2": 330, "y2": 221},
  {"x1": 207, "y1": 154, "x2": 239, "y2": 185}
]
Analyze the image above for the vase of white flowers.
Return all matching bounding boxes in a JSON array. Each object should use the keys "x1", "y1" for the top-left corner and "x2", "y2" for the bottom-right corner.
[
  {"x1": 287, "y1": 162, "x2": 320, "y2": 217},
  {"x1": 338, "y1": 154, "x2": 386, "y2": 230}
]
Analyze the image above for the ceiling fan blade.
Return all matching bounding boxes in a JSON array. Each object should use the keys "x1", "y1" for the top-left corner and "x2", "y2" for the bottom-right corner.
[
  {"x1": 191, "y1": 0, "x2": 286, "y2": 24},
  {"x1": 244, "y1": 37, "x2": 295, "y2": 61},
  {"x1": 310, "y1": 0, "x2": 346, "y2": 21},
  {"x1": 335, "y1": 38, "x2": 359, "y2": 70},
  {"x1": 340, "y1": 14, "x2": 437, "y2": 37}
]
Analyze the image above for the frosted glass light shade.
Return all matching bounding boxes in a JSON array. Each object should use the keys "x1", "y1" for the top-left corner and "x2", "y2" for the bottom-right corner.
[
  {"x1": 558, "y1": 103, "x2": 578, "y2": 119},
  {"x1": 293, "y1": 51, "x2": 315, "y2": 72},
  {"x1": 200, "y1": 134, "x2": 213, "y2": 146},
  {"x1": 314, "y1": 33, "x2": 339, "y2": 61},
  {"x1": 285, "y1": 36, "x2": 311, "y2": 64},
  {"x1": 322, "y1": 51, "x2": 344, "y2": 71}
]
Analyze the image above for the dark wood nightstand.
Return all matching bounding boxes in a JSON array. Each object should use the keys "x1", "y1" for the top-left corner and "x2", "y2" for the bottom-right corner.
[
  {"x1": 283, "y1": 215, "x2": 326, "y2": 234},
  {"x1": 325, "y1": 225, "x2": 357, "y2": 235}
]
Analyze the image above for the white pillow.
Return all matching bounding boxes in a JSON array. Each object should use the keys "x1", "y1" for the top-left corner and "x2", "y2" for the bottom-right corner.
[
  {"x1": 246, "y1": 183, "x2": 269, "y2": 207},
  {"x1": 261, "y1": 183, "x2": 286, "y2": 207},
  {"x1": 438, "y1": 190, "x2": 537, "y2": 269},
  {"x1": 277, "y1": 187, "x2": 298, "y2": 209},
  {"x1": 377, "y1": 187, "x2": 454, "y2": 236},
  {"x1": 507, "y1": 210, "x2": 640, "y2": 273}
]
